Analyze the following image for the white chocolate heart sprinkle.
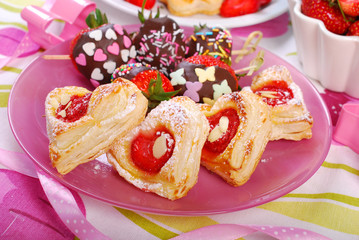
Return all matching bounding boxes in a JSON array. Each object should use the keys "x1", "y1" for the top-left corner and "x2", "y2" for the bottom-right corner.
[
  {"x1": 91, "y1": 68, "x2": 104, "y2": 81},
  {"x1": 89, "y1": 29, "x2": 102, "y2": 41},
  {"x1": 105, "y1": 28, "x2": 117, "y2": 40},
  {"x1": 82, "y1": 42, "x2": 95, "y2": 56}
]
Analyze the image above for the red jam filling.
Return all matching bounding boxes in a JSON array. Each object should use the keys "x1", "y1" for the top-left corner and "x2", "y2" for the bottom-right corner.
[
  {"x1": 254, "y1": 80, "x2": 294, "y2": 106},
  {"x1": 204, "y1": 108, "x2": 240, "y2": 154},
  {"x1": 56, "y1": 93, "x2": 92, "y2": 122},
  {"x1": 131, "y1": 127, "x2": 175, "y2": 174}
]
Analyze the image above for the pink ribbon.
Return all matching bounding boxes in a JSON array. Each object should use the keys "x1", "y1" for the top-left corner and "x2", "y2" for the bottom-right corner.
[
  {"x1": 0, "y1": 28, "x2": 40, "y2": 69},
  {"x1": 170, "y1": 224, "x2": 331, "y2": 240},
  {"x1": 334, "y1": 102, "x2": 359, "y2": 154},
  {"x1": 0, "y1": 148, "x2": 110, "y2": 240}
]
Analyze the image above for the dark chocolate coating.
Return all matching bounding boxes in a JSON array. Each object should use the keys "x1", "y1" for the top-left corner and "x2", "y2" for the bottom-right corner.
[
  {"x1": 72, "y1": 24, "x2": 136, "y2": 85},
  {"x1": 186, "y1": 26, "x2": 232, "y2": 63},
  {"x1": 133, "y1": 16, "x2": 187, "y2": 77},
  {"x1": 170, "y1": 60, "x2": 237, "y2": 103},
  {"x1": 111, "y1": 63, "x2": 151, "y2": 81}
]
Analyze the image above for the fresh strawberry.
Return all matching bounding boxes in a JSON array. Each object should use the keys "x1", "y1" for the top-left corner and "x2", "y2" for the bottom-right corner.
[
  {"x1": 220, "y1": 0, "x2": 260, "y2": 18},
  {"x1": 125, "y1": 0, "x2": 156, "y2": 9},
  {"x1": 347, "y1": 20, "x2": 359, "y2": 35},
  {"x1": 259, "y1": 0, "x2": 272, "y2": 7},
  {"x1": 132, "y1": 70, "x2": 174, "y2": 94},
  {"x1": 338, "y1": 0, "x2": 359, "y2": 17},
  {"x1": 301, "y1": 0, "x2": 351, "y2": 34},
  {"x1": 185, "y1": 55, "x2": 237, "y2": 80},
  {"x1": 114, "y1": 68, "x2": 179, "y2": 109}
]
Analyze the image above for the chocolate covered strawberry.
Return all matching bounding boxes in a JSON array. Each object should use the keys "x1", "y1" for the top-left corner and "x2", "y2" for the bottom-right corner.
[
  {"x1": 133, "y1": 4, "x2": 187, "y2": 77},
  {"x1": 186, "y1": 24, "x2": 233, "y2": 65},
  {"x1": 70, "y1": 9, "x2": 136, "y2": 87},
  {"x1": 112, "y1": 63, "x2": 178, "y2": 109},
  {"x1": 169, "y1": 55, "x2": 238, "y2": 105}
]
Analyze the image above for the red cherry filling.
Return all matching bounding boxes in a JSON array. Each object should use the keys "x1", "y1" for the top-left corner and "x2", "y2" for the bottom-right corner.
[
  {"x1": 56, "y1": 93, "x2": 92, "y2": 122},
  {"x1": 204, "y1": 108, "x2": 240, "y2": 153},
  {"x1": 131, "y1": 128, "x2": 175, "y2": 174},
  {"x1": 254, "y1": 80, "x2": 294, "y2": 106}
]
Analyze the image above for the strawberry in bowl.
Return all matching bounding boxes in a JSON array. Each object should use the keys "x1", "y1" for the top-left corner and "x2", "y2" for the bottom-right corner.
[{"x1": 288, "y1": 0, "x2": 359, "y2": 98}]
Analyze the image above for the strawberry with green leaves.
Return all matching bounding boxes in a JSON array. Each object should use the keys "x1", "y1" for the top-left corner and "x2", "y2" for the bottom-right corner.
[
  {"x1": 112, "y1": 63, "x2": 178, "y2": 109},
  {"x1": 70, "y1": 9, "x2": 136, "y2": 87},
  {"x1": 301, "y1": 0, "x2": 351, "y2": 34}
]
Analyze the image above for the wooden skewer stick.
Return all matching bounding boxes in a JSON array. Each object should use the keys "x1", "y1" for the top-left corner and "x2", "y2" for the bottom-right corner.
[
  {"x1": 232, "y1": 31, "x2": 263, "y2": 63},
  {"x1": 42, "y1": 55, "x2": 71, "y2": 60},
  {"x1": 235, "y1": 50, "x2": 265, "y2": 76}
]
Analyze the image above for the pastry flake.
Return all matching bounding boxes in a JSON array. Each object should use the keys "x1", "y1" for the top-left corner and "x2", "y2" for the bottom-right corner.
[
  {"x1": 247, "y1": 65, "x2": 313, "y2": 141},
  {"x1": 45, "y1": 79, "x2": 148, "y2": 174},
  {"x1": 200, "y1": 91, "x2": 272, "y2": 187},
  {"x1": 107, "y1": 96, "x2": 210, "y2": 200},
  {"x1": 160, "y1": 0, "x2": 223, "y2": 16}
]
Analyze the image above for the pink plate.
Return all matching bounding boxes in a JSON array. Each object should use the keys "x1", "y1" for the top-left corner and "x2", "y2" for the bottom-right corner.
[{"x1": 8, "y1": 32, "x2": 332, "y2": 216}]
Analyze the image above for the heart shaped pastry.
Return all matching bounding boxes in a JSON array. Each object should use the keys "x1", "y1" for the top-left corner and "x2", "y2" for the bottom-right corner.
[
  {"x1": 246, "y1": 65, "x2": 313, "y2": 141},
  {"x1": 107, "y1": 96, "x2": 210, "y2": 200},
  {"x1": 200, "y1": 91, "x2": 272, "y2": 187},
  {"x1": 45, "y1": 79, "x2": 148, "y2": 175}
]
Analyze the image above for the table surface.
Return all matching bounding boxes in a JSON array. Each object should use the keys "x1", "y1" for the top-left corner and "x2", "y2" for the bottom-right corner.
[{"x1": 0, "y1": 0, "x2": 358, "y2": 239}]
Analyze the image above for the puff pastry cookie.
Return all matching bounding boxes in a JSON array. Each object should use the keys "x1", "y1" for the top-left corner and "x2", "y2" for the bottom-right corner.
[
  {"x1": 200, "y1": 91, "x2": 271, "y2": 187},
  {"x1": 160, "y1": 0, "x2": 223, "y2": 16},
  {"x1": 246, "y1": 65, "x2": 313, "y2": 141},
  {"x1": 107, "y1": 96, "x2": 210, "y2": 200},
  {"x1": 45, "y1": 79, "x2": 148, "y2": 175}
]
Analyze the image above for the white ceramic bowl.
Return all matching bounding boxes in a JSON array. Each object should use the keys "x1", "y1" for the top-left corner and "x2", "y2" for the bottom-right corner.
[{"x1": 288, "y1": 0, "x2": 359, "y2": 98}]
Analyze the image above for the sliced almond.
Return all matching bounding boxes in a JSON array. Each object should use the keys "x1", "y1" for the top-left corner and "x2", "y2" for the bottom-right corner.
[
  {"x1": 153, "y1": 134, "x2": 168, "y2": 159},
  {"x1": 64, "y1": 101, "x2": 72, "y2": 110},
  {"x1": 258, "y1": 91, "x2": 278, "y2": 99},
  {"x1": 208, "y1": 126, "x2": 222, "y2": 143},
  {"x1": 60, "y1": 94, "x2": 71, "y2": 106},
  {"x1": 50, "y1": 98, "x2": 59, "y2": 109},
  {"x1": 58, "y1": 110, "x2": 66, "y2": 118},
  {"x1": 219, "y1": 116, "x2": 229, "y2": 133}
]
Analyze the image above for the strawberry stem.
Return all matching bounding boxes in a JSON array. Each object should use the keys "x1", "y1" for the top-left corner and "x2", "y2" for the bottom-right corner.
[
  {"x1": 86, "y1": 9, "x2": 108, "y2": 28},
  {"x1": 138, "y1": 0, "x2": 160, "y2": 24},
  {"x1": 142, "y1": 72, "x2": 179, "y2": 109}
]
